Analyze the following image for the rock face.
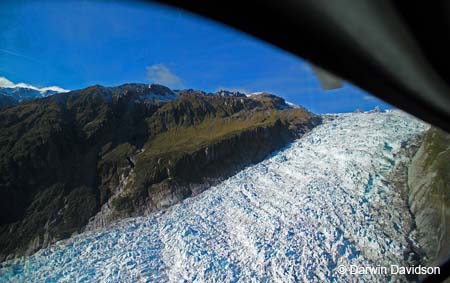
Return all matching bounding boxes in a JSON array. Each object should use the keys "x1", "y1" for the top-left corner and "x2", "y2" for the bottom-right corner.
[
  {"x1": 0, "y1": 83, "x2": 321, "y2": 260},
  {"x1": 408, "y1": 127, "x2": 450, "y2": 267}
]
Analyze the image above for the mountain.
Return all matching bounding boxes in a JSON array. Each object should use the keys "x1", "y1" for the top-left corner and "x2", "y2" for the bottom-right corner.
[
  {"x1": 0, "y1": 77, "x2": 68, "y2": 109},
  {"x1": 0, "y1": 83, "x2": 321, "y2": 260},
  {"x1": 408, "y1": 127, "x2": 450, "y2": 267},
  {"x1": 214, "y1": 89, "x2": 246, "y2": 97},
  {"x1": 0, "y1": 110, "x2": 429, "y2": 283},
  {"x1": 0, "y1": 95, "x2": 17, "y2": 110}
]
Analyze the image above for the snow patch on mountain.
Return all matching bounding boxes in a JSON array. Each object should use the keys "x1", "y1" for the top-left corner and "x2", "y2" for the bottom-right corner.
[
  {"x1": 0, "y1": 77, "x2": 68, "y2": 102},
  {"x1": 0, "y1": 77, "x2": 68, "y2": 93},
  {"x1": 0, "y1": 111, "x2": 428, "y2": 283},
  {"x1": 215, "y1": 90, "x2": 247, "y2": 97}
]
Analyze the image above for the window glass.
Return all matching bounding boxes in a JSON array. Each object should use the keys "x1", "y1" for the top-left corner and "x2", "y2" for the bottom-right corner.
[{"x1": 0, "y1": 1, "x2": 447, "y2": 283}]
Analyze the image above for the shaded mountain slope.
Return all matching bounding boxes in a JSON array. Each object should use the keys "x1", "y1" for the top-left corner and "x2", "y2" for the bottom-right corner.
[
  {"x1": 0, "y1": 95, "x2": 17, "y2": 109},
  {"x1": 0, "y1": 83, "x2": 321, "y2": 260},
  {"x1": 408, "y1": 127, "x2": 450, "y2": 266}
]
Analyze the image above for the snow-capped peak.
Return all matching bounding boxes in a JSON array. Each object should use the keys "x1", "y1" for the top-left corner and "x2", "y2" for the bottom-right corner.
[
  {"x1": 0, "y1": 77, "x2": 15, "y2": 88},
  {"x1": 0, "y1": 77, "x2": 69, "y2": 102},
  {"x1": 0, "y1": 76, "x2": 69, "y2": 95}
]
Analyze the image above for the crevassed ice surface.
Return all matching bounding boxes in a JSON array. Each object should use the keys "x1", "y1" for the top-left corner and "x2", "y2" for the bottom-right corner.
[{"x1": 0, "y1": 111, "x2": 429, "y2": 283}]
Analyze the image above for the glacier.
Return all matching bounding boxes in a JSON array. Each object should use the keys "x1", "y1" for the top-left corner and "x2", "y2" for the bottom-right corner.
[{"x1": 0, "y1": 111, "x2": 429, "y2": 283}]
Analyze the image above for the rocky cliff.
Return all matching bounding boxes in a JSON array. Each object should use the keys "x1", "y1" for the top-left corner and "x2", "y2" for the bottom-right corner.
[
  {"x1": 408, "y1": 127, "x2": 450, "y2": 267},
  {"x1": 0, "y1": 83, "x2": 321, "y2": 261}
]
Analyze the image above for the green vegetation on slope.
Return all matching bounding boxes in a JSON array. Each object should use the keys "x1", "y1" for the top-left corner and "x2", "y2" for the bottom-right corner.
[{"x1": 0, "y1": 84, "x2": 321, "y2": 260}]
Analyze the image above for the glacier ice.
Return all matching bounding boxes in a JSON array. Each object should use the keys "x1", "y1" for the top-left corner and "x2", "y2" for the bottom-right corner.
[{"x1": 0, "y1": 111, "x2": 429, "y2": 283}]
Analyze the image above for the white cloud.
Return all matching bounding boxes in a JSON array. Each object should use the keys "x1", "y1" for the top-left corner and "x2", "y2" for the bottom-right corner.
[
  {"x1": 0, "y1": 76, "x2": 69, "y2": 93},
  {"x1": 146, "y1": 64, "x2": 183, "y2": 88},
  {"x1": 363, "y1": 95, "x2": 375, "y2": 100}
]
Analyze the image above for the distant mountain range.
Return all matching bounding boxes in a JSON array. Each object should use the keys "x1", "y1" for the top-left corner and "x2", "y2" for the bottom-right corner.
[
  {"x1": 0, "y1": 80, "x2": 288, "y2": 109},
  {"x1": 0, "y1": 78, "x2": 68, "y2": 109},
  {"x1": 0, "y1": 82, "x2": 321, "y2": 260}
]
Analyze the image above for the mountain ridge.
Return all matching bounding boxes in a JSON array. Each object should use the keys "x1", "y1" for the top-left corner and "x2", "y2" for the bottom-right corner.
[
  {"x1": 0, "y1": 83, "x2": 321, "y2": 260},
  {"x1": 0, "y1": 77, "x2": 69, "y2": 109}
]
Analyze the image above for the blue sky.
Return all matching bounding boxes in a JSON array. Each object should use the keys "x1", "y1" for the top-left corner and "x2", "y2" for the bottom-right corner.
[{"x1": 0, "y1": 0, "x2": 392, "y2": 113}]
